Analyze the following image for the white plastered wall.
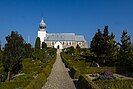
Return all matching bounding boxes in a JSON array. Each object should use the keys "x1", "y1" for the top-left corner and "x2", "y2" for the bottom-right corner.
[
  {"x1": 38, "y1": 31, "x2": 46, "y2": 44},
  {"x1": 54, "y1": 41, "x2": 63, "y2": 49}
]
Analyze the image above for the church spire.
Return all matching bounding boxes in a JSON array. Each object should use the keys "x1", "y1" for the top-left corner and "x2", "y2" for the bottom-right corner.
[{"x1": 39, "y1": 17, "x2": 46, "y2": 31}]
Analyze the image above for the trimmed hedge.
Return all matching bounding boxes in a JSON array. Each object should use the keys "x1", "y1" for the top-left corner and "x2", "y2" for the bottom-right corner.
[
  {"x1": 61, "y1": 52, "x2": 100, "y2": 89},
  {"x1": 95, "y1": 79, "x2": 133, "y2": 89},
  {"x1": 24, "y1": 58, "x2": 56, "y2": 89},
  {"x1": 78, "y1": 74, "x2": 100, "y2": 89},
  {"x1": 79, "y1": 67, "x2": 116, "y2": 74},
  {"x1": 61, "y1": 52, "x2": 133, "y2": 89}
]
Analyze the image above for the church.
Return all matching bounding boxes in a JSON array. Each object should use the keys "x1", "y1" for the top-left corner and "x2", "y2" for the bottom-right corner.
[{"x1": 38, "y1": 18, "x2": 88, "y2": 49}]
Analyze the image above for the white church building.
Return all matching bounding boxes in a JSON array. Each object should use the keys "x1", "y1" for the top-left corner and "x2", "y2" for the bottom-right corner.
[{"x1": 38, "y1": 18, "x2": 88, "y2": 49}]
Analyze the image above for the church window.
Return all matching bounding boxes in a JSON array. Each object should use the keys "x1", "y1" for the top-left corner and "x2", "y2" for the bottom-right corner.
[
  {"x1": 70, "y1": 42, "x2": 72, "y2": 45},
  {"x1": 78, "y1": 42, "x2": 82, "y2": 46}
]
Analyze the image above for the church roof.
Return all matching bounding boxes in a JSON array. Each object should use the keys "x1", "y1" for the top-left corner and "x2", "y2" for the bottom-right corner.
[
  {"x1": 75, "y1": 35, "x2": 86, "y2": 41},
  {"x1": 45, "y1": 33, "x2": 86, "y2": 42},
  {"x1": 40, "y1": 17, "x2": 46, "y2": 27}
]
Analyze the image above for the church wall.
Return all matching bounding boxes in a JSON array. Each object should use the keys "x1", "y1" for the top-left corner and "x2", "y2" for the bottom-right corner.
[{"x1": 45, "y1": 41, "x2": 88, "y2": 49}]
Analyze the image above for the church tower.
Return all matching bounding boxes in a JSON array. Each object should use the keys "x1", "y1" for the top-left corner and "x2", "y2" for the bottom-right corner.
[{"x1": 38, "y1": 17, "x2": 46, "y2": 44}]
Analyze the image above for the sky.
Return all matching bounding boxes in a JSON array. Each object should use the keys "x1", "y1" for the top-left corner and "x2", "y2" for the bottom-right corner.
[{"x1": 0, "y1": 0, "x2": 133, "y2": 47}]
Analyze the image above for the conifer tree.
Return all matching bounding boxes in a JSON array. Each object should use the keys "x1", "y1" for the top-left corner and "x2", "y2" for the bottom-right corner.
[
  {"x1": 90, "y1": 29, "x2": 103, "y2": 61},
  {"x1": 42, "y1": 42, "x2": 47, "y2": 49},
  {"x1": 91, "y1": 26, "x2": 118, "y2": 66},
  {"x1": 35, "y1": 37, "x2": 40, "y2": 49},
  {"x1": 118, "y1": 30, "x2": 133, "y2": 66}
]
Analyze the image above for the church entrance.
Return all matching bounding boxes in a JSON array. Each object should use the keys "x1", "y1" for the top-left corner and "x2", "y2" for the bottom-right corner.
[
  {"x1": 54, "y1": 41, "x2": 63, "y2": 49},
  {"x1": 57, "y1": 45, "x2": 60, "y2": 49}
]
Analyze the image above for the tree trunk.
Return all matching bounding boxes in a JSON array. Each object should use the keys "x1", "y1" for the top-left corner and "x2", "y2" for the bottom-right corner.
[{"x1": 6, "y1": 70, "x2": 11, "y2": 81}]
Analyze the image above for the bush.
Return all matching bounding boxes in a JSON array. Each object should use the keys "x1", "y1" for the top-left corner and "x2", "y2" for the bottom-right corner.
[
  {"x1": 80, "y1": 67, "x2": 116, "y2": 74},
  {"x1": 24, "y1": 58, "x2": 55, "y2": 89},
  {"x1": 0, "y1": 80, "x2": 30, "y2": 89},
  {"x1": 78, "y1": 74, "x2": 100, "y2": 89},
  {"x1": 69, "y1": 67, "x2": 80, "y2": 79},
  {"x1": 95, "y1": 79, "x2": 133, "y2": 89}
]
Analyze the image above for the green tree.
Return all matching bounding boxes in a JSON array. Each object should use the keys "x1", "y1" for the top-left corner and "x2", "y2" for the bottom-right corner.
[
  {"x1": 105, "y1": 33, "x2": 118, "y2": 66},
  {"x1": 24, "y1": 43, "x2": 32, "y2": 58},
  {"x1": 42, "y1": 42, "x2": 47, "y2": 49},
  {"x1": 90, "y1": 26, "x2": 118, "y2": 66},
  {"x1": 63, "y1": 46, "x2": 75, "y2": 55},
  {"x1": 2, "y1": 31, "x2": 25, "y2": 81},
  {"x1": 118, "y1": 30, "x2": 133, "y2": 66},
  {"x1": 102, "y1": 26, "x2": 118, "y2": 66},
  {"x1": 75, "y1": 44, "x2": 81, "y2": 56},
  {"x1": 90, "y1": 29, "x2": 103, "y2": 62},
  {"x1": 35, "y1": 37, "x2": 40, "y2": 49},
  {"x1": 0, "y1": 50, "x2": 2, "y2": 64}
]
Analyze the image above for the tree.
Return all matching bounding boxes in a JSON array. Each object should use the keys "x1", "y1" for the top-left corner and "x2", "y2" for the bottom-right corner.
[
  {"x1": 42, "y1": 42, "x2": 47, "y2": 49},
  {"x1": 118, "y1": 30, "x2": 133, "y2": 66},
  {"x1": 102, "y1": 26, "x2": 118, "y2": 66},
  {"x1": 35, "y1": 37, "x2": 40, "y2": 49},
  {"x1": 63, "y1": 46, "x2": 75, "y2": 55},
  {"x1": 90, "y1": 29, "x2": 103, "y2": 62},
  {"x1": 105, "y1": 33, "x2": 118, "y2": 66},
  {"x1": 24, "y1": 43, "x2": 32, "y2": 58},
  {"x1": 2, "y1": 31, "x2": 25, "y2": 81},
  {"x1": 90, "y1": 26, "x2": 118, "y2": 66},
  {"x1": 0, "y1": 50, "x2": 2, "y2": 64}
]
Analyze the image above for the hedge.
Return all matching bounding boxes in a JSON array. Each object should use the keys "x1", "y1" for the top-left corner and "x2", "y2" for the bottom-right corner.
[
  {"x1": 79, "y1": 67, "x2": 116, "y2": 74},
  {"x1": 95, "y1": 79, "x2": 133, "y2": 89},
  {"x1": 61, "y1": 52, "x2": 101, "y2": 89},
  {"x1": 78, "y1": 74, "x2": 100, "y2": 89},
  {"x1": 61, "y1": 52, "x2": 133, "y2": 89},
  {"x1": 0, "y1": 80, "x2": 30, "y2": 89},
  {"x1": 24, "y1": 58, "x2": 55, "y2": 89}
]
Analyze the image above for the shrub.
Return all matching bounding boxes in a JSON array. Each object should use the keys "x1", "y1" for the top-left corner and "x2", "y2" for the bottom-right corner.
[
  {"x1": 69, "y1": 67, "x2": 80, "y2": 79},
  {"x1": 95, "y1": 79, "x2": 133, "y2": 89},
  {"x1": 80, "y1": 67, "x2": 116, "y2": 74},
  {"x1": 0, "y1": 80, "x2": 30, "y2": 89},
  {"x1": 78, "y1": 74, "x2": 100, "y2": 89},
  {"x1": 24, "y1": 58, "x2": 55, "y2": 89}
]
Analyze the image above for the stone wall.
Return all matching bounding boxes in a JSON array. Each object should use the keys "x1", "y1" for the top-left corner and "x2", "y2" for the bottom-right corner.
[{"x1": 45, "y1": 41, "x2": 88, "y2": 49}]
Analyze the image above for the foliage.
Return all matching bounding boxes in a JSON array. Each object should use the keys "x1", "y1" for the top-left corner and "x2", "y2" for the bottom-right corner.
[
  {"x1": 0, "y1": 80, "x2": 30, "y2": 89},
  {"x1": 78, "y1": 74, "x2": 100, "y2": 89},
  {"x1": 35, "y1": 37, "x2": 40, "y2": 49},
  {"x1": 103, "y1": 70, "x2": 113, "y2": 77},
  {"x1": 2, "y1": 31, "x2": 25, "y2": 81},
  {"x1": 90, "y1": 26, "x2": 118, "y2": 66},
  {"x1": 32, "y1": 48, "x2": 43, "y2": 60},
  {"x1": 118, "y1": 30, "x2": 133, "y2": 66},
  {"x1": 24, "y1": 43, "x2": 32, "y2": 58},
  {"x1": 90, "y1": 29, "x2": 103, "y2": 58},
  {"x1": 42, "y1": 42, "x2": 47, "y2": 49},
  {"x1": 24, "y1": 57, "x2": 56, "y2": 89},
  {"x1": 94, "y1": 70, "x2": 116, "y2": 81},
  {"x1": 95, "y1": 79, "x2": 133, "y2": 89},
  {"x1": 62, "y1": 46, "x2": 75, "y2": 55},
  {"x1": 0, "y1": 50, "x2": 2, "y2": 62}
]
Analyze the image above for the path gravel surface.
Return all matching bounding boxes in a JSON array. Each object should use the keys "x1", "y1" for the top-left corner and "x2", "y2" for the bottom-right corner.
[{"x1": 42, "y1": 50, "x2": 76, "y2": 89}]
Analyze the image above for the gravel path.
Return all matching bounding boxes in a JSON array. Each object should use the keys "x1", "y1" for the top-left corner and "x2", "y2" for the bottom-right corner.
[{"x1": 42, "y1": 50, "x2": 76, "y2": 89}]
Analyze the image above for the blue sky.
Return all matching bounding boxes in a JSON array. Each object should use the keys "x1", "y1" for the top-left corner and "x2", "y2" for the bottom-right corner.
[{"x1": 0, "y1": 0, "x2": 133, "y2": 47}]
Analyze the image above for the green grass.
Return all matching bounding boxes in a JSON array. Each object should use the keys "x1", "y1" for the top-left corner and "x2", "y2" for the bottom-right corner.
[{"x1": 0, "y1": 80, "x2": 30, "y2": 89}]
